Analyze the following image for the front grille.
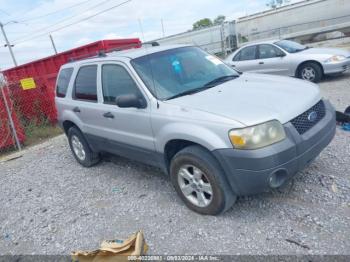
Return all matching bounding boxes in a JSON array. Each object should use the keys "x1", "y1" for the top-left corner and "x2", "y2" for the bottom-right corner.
[{"x1": 291, "y1": 100, "x2": 326, "y2": 135}]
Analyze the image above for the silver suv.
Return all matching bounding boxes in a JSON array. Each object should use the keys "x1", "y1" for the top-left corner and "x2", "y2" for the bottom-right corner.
[{"x1": 55, "y1": 45, "x2": 336, "y2": 215}]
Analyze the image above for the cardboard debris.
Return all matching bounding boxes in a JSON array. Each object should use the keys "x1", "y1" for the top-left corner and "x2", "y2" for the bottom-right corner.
[{"x1": 72, "y1": 231, "x2": 148, "y2": 262}]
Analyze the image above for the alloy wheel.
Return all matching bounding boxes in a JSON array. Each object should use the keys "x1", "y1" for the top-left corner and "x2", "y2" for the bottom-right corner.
[
  {"x1": 71, "y1": 135, "x2": 86, "y2": 161},
  {"x1": 301, "y1": 67, "x2": 316, "y2": 81},
  {"x1": 177, "y1": 164, "x2": 213, "y2": 207}
]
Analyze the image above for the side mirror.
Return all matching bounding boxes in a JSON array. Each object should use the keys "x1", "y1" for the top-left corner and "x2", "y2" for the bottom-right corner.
[
  {"x1": 277, "y1": 52, "x2": 286, "y2": 57},
  {"x1": 115, "y1": 94, "x2": 146, "y2": 109}
]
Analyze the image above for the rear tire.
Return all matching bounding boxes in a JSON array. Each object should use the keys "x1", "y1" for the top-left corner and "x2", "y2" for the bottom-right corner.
[
  {"x1": 68, "y1": 126, "x2": 100, "y2": 167},
  {"x1": 298, "y1": 62, "x2": 323, "y2": 83},
  {"x1": 170, "y1": 145, "x2": 236, "y2": 215}
]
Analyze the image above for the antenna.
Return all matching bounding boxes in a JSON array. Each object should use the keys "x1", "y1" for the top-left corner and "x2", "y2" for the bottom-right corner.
[
  {"x1": 138, "y1": 18, "x2": 146, "y2": 42},
  {"x1": 137, "y1": 19, "x2": 160, "y2": 107},
  {"x1": 161, "y1": 18, "x2": 165, "y2": 37}
]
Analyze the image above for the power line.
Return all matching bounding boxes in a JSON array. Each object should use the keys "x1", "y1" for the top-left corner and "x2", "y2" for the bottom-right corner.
[
  {"x1": 0, "y1": 9, "x2": 10, "y2": 16},
  {"x1": 12, "y1": 0, "x2": 120, "y2": 43},
  {"x1": 14, "y1": 0, "x2": 132, "y2": 45},
  {"x1": 12, "y1": 0, "x2": 116, "y2": 43},
  {"x1": 16, "y1": 0, "x2": 94, "y2": 23}
]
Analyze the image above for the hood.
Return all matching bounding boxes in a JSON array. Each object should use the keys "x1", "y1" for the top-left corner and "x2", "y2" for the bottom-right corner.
[
  {"x1": 164, "y1": 73, "x2": 322, "y2": 126},
  {"x1": 300, "y1": 47, "x2": 350, "y2": 57}
]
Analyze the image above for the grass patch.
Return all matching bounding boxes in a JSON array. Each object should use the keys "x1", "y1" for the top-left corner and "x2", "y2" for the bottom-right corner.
[
  {"x1": 23, "y1": 123, "x2": 63, "y2": 147},
  {"x1": 0, "y1": 122, "x2": 63, "y2": 158}
]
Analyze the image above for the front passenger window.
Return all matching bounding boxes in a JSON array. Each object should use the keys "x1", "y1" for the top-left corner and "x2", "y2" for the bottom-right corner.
[
  {"x1": 102, "y1": 64, "x2": 142, "y2": 104},
  {"x1": 258, "y1": 44, "x2": 283, "y2": 59}
]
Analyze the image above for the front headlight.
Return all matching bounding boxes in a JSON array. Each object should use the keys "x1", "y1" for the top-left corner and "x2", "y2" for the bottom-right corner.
[
  {"x1": 229, "y1": 120, "x2": 286, "y2": 150},
  {"x1": 325, "y1": 55, "x2": 346, "y2": 63}
]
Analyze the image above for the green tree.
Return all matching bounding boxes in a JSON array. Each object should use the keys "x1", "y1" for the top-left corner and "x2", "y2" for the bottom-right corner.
[
  {"x1": 192, "y1": 18, "x2": 213, "y2": 30},
  {"x1": 213, "y1": 15, "x2": 226, "y2": 25}
]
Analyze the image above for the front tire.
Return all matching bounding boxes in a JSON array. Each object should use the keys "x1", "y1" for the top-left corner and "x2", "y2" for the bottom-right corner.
[
  {"x1": 170, "y1": 145, "x2": 236, "y2": 215},
  {"x1": 68, "y1": 126, "x2": 100, "y2": 167},
  {"x1": 298, "y1": 62, "x2": 323, "y2": 83}
]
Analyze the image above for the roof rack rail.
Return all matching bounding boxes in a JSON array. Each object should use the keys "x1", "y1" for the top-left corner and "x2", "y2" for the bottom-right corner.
[
  {"x1": 105, "y1": 41, "x2": 159, "y2": 53},
  {"x1": 143, "y1": 41, "x2": 160, "y2": 46},
  {"x1": 68, "y1": 41, "x2": 159, "y2": 63},
  {"x1": 68, "y1": 51, "x2": 106, "y2": 62},
  {"x1": 106, "y1": 42, "x2": 142, "y2": 53}
]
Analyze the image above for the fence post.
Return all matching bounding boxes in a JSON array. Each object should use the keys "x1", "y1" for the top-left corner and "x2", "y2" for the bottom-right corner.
[
  {"x1": 220, "y1": 23, "x2": 227, "y2": 57},
  {"x1": 0, "y1": 74, "x2": 22, "y2": 151}
]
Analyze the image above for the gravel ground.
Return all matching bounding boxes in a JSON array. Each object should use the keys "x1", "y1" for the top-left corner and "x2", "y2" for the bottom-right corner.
[{"x1": 0, "y1": 73, "x2": 350, "y2": 256}]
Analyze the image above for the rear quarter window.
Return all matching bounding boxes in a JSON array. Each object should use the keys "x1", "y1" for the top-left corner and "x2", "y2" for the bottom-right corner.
[{"x1": 56, "y1": 68, "x2": 74, "y2": 98}]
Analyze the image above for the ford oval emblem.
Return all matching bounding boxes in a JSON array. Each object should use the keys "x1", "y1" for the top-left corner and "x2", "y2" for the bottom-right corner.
[{"x1": 308, "y1": 111, "x2": 318, "y2": 122}]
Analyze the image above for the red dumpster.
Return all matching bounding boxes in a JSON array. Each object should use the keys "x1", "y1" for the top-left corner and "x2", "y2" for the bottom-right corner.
[{"x1": 2, "y1": 38, "x2": 141, "y2": 124}]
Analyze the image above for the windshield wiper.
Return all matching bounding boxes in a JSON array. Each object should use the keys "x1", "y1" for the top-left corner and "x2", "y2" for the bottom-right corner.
[
  {"x1": 166, "y1": 86, "x2": 212, "y2": 100},
  {"x1": 201, "y1": 75, "x2": 238, "y2": 88},
  {"x1": 166, "y1": 75, "x2": 238, "y2": 100},
  {"x1": 295, "y1": 46, "x2": 310, "y2": 53}
]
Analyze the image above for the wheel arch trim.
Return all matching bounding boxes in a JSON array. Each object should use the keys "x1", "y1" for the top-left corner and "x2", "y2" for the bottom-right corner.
[{"x1": 295, "y1": 60, "x2": 324, "y2": 77}]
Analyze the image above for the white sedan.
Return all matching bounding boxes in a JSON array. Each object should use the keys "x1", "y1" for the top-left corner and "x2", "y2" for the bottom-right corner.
[{"x1": 225, "y1": 39, "x2": 350, "y2": 82}]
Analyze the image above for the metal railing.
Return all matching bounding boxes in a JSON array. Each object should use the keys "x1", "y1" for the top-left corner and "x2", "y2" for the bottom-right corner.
[{"x1": 237, "y1": 14, "x2": 350, "y2": 46}]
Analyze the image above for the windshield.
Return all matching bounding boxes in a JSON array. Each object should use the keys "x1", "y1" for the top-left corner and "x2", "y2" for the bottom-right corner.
[
  {"x1": 131, "y1": 47, "x2": 239, "y2": 100},
  {"x1": 274, "y1": 40, "x2": 307, "y2": 53}
]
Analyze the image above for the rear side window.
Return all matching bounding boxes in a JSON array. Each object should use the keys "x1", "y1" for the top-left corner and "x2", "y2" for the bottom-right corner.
[
  {"x1": 238, "y1": 46, "x2": 257, "y2": 61},
  {"x1": 102, "y1": 64, "x2": 142, "y2": 104},
  {"x1": 74, "y1": 65, "x2": 98, "y2": 102},
  {"x1": 232, "y1": 52, "x2": 241, "y2": 61},
  {"x1": 56, "y1": 68, "x2": 73, "y2": 98}
]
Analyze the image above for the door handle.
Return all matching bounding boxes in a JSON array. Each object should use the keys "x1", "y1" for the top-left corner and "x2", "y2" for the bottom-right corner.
[
  {"x1": 259, "y1": 61, "x2": 264, "y2": 65},
  {"x1": 73, "y1": 107, "x2": 81, "y2": 113},
  {"x1": 103, "y1": 112, "x2": 114, "y2": 119}
]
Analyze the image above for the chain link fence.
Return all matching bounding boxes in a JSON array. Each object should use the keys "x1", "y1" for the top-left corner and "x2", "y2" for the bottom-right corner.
[
  {"x1": 156, "y1": 22, "x2": 237, "y2": 57},
  {"x1": 0, "y1": 72, "x2": 62, "y2": 157}
]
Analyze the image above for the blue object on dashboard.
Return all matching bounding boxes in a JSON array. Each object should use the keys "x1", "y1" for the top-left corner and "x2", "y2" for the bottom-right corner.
[
  {"x1": 342, "y1": 123, "x2": 350, "y2": 131},
  {"x1": 171, "y1": 56, "x2": 182, "y2": 73}
]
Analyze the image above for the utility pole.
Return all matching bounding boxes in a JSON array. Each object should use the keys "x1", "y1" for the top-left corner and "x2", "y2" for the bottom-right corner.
[
  {"x1": 0, "y1": 21, "x2": 18, "y2": 67},
  {"x1": 49, "y1": 34, "x2": 58, "y2": 54}
]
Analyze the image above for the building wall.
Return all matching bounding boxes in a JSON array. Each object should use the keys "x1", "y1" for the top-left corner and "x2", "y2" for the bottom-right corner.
[{"x1": 236, "y1": 0, "x2": 350, "y2": 45}]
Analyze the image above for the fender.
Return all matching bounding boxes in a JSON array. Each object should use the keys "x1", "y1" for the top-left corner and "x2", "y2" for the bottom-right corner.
[{"x1": 155, "y1": 122, "x2": 230, "y2": 153}]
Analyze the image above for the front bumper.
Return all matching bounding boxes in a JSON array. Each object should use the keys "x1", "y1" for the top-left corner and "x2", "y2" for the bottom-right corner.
[
  {"x1": 322, "y1": 58, "x2": 350, "y2": 75},
  {"x1": 213, "y1": 100, "x2": 336, "y2": 196}
]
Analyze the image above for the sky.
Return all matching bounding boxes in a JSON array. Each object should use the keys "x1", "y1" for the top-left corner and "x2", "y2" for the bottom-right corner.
[{"x1": 0, "y1": 0, "x2": 300, "y2": 70}]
